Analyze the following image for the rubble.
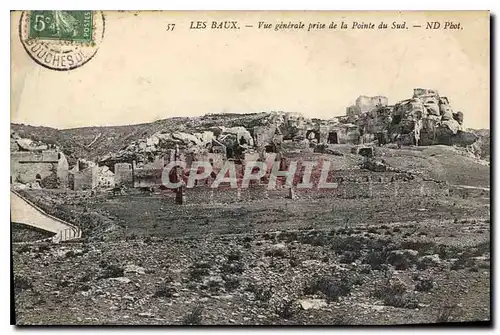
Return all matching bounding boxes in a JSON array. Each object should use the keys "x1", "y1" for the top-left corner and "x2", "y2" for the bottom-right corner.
[
  {"x1": 123, "y1": 264, "x2": 146, "y2": 275},
  {"x1": 103, "y1": 90, "x2": 475, "y2": 167},
  {"x1": 299, "y1": 298, "x2": 328, "y2": 310}
]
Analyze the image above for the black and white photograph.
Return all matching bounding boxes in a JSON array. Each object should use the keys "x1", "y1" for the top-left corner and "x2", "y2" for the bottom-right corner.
[{"x1": 10, "y1": 10, "x2": 491, "y2": 326}]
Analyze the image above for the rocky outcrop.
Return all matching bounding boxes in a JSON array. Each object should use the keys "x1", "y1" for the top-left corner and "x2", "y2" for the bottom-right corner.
[{"x1": 389, "y1": 89, "x2": 477, "y2": 147}]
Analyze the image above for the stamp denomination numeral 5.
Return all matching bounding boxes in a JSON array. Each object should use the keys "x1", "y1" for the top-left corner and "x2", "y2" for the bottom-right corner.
[{"x1": 33, "y1": 14, "x2": 50, "y2": 32}]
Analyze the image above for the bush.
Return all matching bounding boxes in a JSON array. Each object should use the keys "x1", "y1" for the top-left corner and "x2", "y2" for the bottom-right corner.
[
  {"x1": 221, "y1": 261, "x2": 244, "y2": 275},
  {"x1": 246, "y1": 283, "x2": 272, "y2": 302},
  {"x1": 436, "y1": 305, "x2": 462, "y2": 323},
  {"x1": 275, "y1": 299, "x2": 296, "y2": 319},
  {"x1": 338, "y1": 251, "x2": 360, "y2": 264},
  {"x1": 222, "y1": 275, "x2": 240, "y2": 291},
  {"x1": 17, "y1": 245, "x2": 31, "y2": 253},
  {"x1": 451, "y1": 255, "x2": 475, "y2": 270},
  {"x1": 189, "y1": 267, "x2": 210, "y2": 282},
  {"x1": 227, "y1": 250, "x2": 242, "y2": 262},
  {"x1": 415, "y1": 278, "x2": 435, "y2": 292},
  {"x1": 99, "y1": 263, "x2": 124, "y2": 279},
  {"x1": 204, "y1": 280, "x2": 219, "y2": 293},
  {"x1": 299, "y1": 231, "x2": 329, "y2": 246},
  {"x1": 14, "y1": 275, "x2": 33, "y2": 292},
  {"x1": 65, "y1": 250, "x2": 78, "y2": 258},
  {"x1": 79, "y1": 272, "x2": 95, "y2": 282},
  {"x1": 265, "y1": 244, "x2": 288, "y2": 258},
  {"x1": 289, "y1": 256, "x2": 301, "y2": 268},
  {"x1": 386, "y1": 250, "x2": 418, "y2": 270},
  {"x1": 38, "y1": 244, "x2": 51, "y2": 252},
  {"x1": 364, "y1": 250, "x2": 388, "y2": 270},
  {"x1": 331, "y1": 236, "x2": 367, "y2": 253},
  {"x1": 303, "y1": 276, "x2": 352, "y2": 302},
  {"x1": 154, "y1": 283, "x2": 177, "y2": 298},
  {"x1": 373, "y1": 279, "x2": 418, "y2": 309},
  {"x1": 242, "y1": 235, "x2": 253, "y2": 243},
  {"x1": 182, "y1": 305, "x2": 203, "y2": 325}
]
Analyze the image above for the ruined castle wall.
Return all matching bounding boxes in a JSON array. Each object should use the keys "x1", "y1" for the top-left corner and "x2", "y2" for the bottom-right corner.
[
  {"x1": 57, "y1": 153, "x2": 69, "y2": 189},
  {"x1": 355, "y1": 96, "x2": 389, "y2": 113},
  {"x1": 10, "y1": 150, "x2": 70, "y2": 187},
  {"x1": 12, "y1": 151, "x2": 59, "y2": 163},
  {"x1": 134, "y1": 168, "x2": 162, "y2": 188},
  {"x1": 73, "y1": 166, "x2": 98, "y2": 191},
  {"x1": 178, "y1": 171, "x2": 448, "y2": 205},
  {"x1": 115, "y1": 163, "x2": 133, "y2": 187},
  {"x1": 11, "y1": 161, "x2": 56, "y2": 184}
]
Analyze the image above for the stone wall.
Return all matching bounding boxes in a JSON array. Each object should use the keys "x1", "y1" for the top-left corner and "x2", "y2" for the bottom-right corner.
[
  {"x1": 134, "y1": 168, "x2": 162, "y2": 188},
  {"x1": 176, "y1": 171, "x2": 448, "y2": 204},
  {"x1": 115, "y1": 163, "x2": 134, "y2": 187},
  {"x1": 57, "y1": 153, "x2": 69, "y2": 188},
  {"x1": 72, "y1": 166, "x2": 98, "y2": 191},
  {"x1": 11, "y1": 150, "x2": 68, "y2": 188},
  {"x1": 355, "y1": 95, "x2": 389, "y2": 113},
  {"x1": 11, "y1": 161, "x2": 56, "y2": 184}
]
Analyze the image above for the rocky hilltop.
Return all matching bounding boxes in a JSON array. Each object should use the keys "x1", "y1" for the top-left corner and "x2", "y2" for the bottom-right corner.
[{"x1": 12, "y1": 89, "x2": 489, "y2": 169}]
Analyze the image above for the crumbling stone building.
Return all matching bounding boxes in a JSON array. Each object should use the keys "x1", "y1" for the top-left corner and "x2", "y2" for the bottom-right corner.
[
  {"x1": 97, "y1": 166, "x2": 115, "y2": 189},
  {"x1": 10, "y1": 135, "x2": 69, "y2": 188},
  {"x1": 114, "y1": 162, "x2": 134, "y2": 187},
  {"x1": 346, "y1": 95, "x2": 389, "y2": 117},
  {"x1": 69, "y1": 159, "x2": 98, "y2": 191}
]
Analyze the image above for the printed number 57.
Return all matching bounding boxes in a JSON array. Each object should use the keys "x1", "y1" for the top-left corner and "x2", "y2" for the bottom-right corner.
[
  {"x1": 34, "y1": 15, "x2": 46, "y2": 32},
  {"x1": 166, "y1": 23, "x2": 175, "y2": 31}
]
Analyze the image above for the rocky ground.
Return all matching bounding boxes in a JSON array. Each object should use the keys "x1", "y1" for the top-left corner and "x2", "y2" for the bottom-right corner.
[
  {"x1": 12, "y1": 145, "x2": 491, "y2": 326},
  {"x1": 11, "y1": 223, "x2": 54, "y2": 243},
  {"x1": 12, "y1": 190, "x2": 490, "y2": 325}
]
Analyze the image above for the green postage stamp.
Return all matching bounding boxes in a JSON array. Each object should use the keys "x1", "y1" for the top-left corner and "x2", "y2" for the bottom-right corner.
[
  {"x1": 19, "y1": 10, "x2": 104, "y2": 71},
  {"x1": 28, "y1": 11, "x2": 94, "y2": 43}
]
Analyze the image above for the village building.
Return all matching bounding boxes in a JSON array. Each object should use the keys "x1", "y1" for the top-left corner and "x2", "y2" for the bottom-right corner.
[
  {"x1": 97, "y1": 166, "x2": 115, "y2": 189},
  {"x1": 10, "y1": 135, "x2": 69, "y2": 188},
  {"x1": 132, "y1": 156, "x2": 165, "y2": 188},
  {"x1": 69, "y1": 159, "x2": 98, "y2": 191},
  {"x1": 114, "y1": 162, "x2": 134, "y2": 187}
]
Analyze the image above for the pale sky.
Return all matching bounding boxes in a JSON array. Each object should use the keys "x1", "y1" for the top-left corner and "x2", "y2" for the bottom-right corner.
[{"x1": 11, "y1": 11, "x2": 490, "y2": 129}]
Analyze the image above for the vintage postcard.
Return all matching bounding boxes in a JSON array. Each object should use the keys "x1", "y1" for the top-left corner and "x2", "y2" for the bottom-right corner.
[{"x1": 10, "y1": 10, "x2": 490, "y2": 326}]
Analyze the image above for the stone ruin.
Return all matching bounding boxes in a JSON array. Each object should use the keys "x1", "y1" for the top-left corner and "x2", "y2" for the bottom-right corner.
[
  {"x1": 11, "y1": 88, "x2": 478, "y2": 194},
  {"x1": 101, "y1": 88, "x2": 479, "y2": 192},
  {"x1": 10, "y1": 132, "x2": 69, "y2": 189},
  {"x1": 350, "y1": 88, "x2": 478, "y2": 147}
]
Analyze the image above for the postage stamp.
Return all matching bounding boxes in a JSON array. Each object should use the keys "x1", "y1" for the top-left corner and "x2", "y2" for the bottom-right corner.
[
  {"x1": 19, "y1": 10, "x2": 104, "y2": 71},
  {"x1": 28, "y1": 11, "x2": 94, "y2": 43}
]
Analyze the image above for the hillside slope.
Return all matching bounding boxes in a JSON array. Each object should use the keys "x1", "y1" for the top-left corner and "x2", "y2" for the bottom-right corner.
[
  {"x1": 380, "y1": 145, "x2": 490, "y2": 188},
  {"x1": 12, "y1": 113, "x2": 273, "y2": 161}
]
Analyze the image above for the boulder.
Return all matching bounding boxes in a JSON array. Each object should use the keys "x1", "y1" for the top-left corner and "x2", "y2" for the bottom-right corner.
[
  {"x1": 424, "y1": 101, "x2": 440, "y2": 116},
  {"x1": 440, "y1": 119, "x2": 461, "y2": 135},
  {"x1": 417, "y1": 254, "x2": 442, "y2": 270},
  {"x1": 299, "y1": 298, "x2": 327, "y2": 310},
  {"x1": 266, "y1": 243, "x2": 288, "y2": 258},
  {"x1": 110, "y1": 277, "x2": 131, "y2": 284},
  {"x1": 123, "y1": 264, "x2": 146, "y2": 275}
]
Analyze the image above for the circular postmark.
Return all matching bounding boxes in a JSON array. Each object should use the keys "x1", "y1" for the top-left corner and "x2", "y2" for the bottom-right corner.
[{"x1": 19, "y1": 11, "x2": 105, "y2": 71}]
